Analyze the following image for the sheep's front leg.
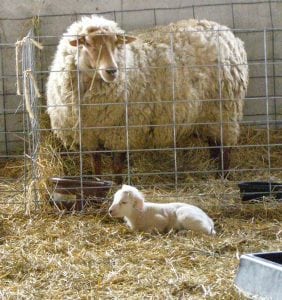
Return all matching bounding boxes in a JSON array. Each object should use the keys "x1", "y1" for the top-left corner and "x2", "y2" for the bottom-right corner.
[
  {"x1": 112, "y1": 152, "x2": 126, "y2": 184},
  {"x1": 221, "y1": 147, "x2": 231, "y2": 178},
  {"x1": 91, "y1": 152, "x2": 102, "y2": 176},
  {"x1": 207, "y1": 139, "x2": 230, "y2": 179}
]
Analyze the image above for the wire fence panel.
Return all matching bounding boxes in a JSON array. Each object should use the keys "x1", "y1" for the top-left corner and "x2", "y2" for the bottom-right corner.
[{"x1": 0, "y1": 2, "x2": 281, "y2": 213}]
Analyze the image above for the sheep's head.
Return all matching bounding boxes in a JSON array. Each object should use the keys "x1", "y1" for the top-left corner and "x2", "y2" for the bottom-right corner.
[
  {"x1": 109, "y1": 185, "x2": 144, "y2": 218},
  {"x1": 69, "y1": 27, "x2": 136, "y2": 83}
]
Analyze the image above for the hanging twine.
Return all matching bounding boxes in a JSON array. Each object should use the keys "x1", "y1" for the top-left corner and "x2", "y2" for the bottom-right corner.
[
  {"x1": 15, "y1": 36, "x2": 43, "y2": 96},
  {"x1": 23, "y1": 69, "x2": 42, "y2": 121},
  {"x1": 89, "y1": 45, "x2": 103, "y2": 91}
]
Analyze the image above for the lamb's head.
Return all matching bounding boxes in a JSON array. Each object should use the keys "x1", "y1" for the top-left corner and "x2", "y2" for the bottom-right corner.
[
  {"x1": 109, "y1": 185, "x2": 145, "y2": 218},
  {"x1": 69, "y1": 26, "x2": 136, "y2": 83}
]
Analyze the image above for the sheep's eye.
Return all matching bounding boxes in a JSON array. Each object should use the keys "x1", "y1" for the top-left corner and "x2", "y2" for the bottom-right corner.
[
  {"x1": 85, "y1": 42, "x2": 97, "y2": 50},
  {"x1": 121, "y1": 201, "x2": 127, "y2": 205}
]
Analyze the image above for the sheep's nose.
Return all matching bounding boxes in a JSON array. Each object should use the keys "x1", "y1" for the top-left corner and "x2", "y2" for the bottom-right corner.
[
  {"x1": 106, "y1": 68, "x2": 117, "y2": 76},
  {"x1": 109, "y1": 209, "x2": 113, "y2": 215}
]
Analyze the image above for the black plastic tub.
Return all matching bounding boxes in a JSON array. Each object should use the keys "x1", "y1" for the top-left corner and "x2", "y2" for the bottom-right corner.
[
  {"x1": 238, "y1": 181, "x2": 282, "y2": 201},
  {"x1": 235, "y1": 252, "x2": 282, "y2": 300}
]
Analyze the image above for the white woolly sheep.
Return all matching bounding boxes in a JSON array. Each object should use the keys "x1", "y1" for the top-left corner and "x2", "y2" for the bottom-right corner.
[
  {"x1": 109, "y1": 184, "x2": 216, "y2": 235},
  {"x1": 46, "y1": 15, "x2": 248, "y2": 181}
]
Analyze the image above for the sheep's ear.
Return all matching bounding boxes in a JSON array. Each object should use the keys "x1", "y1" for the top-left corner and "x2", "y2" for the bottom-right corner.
[
  {"x1": 69, "y1": 36, "x2": 86, "y2": 47},
  {"x1": 116, "y1": 34, "x2": 136, "y2": 44},
  {"x1": 87, "y1": 26, "x2": 99, "y2": 34}
]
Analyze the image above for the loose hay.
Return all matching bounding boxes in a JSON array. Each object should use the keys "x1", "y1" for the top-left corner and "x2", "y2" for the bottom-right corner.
[
  {"x1": 0, "y1": 186, "x2": 281, "y2": 299},
  {"x1": 0, "y1": 123, "x2": 282, "y2": 298},
  {"x1": 28, "y1": 123, "x2": 282, "y2": 207},
  {"x1": 1, "y1": 124, "x2": 282, "y2": 211},
  {"x1": 2, "y1": 123, "x2": 282, "y2": 202}
]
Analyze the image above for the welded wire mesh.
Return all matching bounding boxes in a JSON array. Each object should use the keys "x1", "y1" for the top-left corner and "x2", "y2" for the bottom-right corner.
[{"x1": 0, "y1": 1, "x2": 282, "y2": 212}]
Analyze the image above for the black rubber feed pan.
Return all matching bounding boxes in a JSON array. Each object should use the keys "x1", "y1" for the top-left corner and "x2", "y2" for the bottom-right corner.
[
  {"x1": 235, "y1": 252, "x2": 282, "y2": 300},
  {"x1": 238, "y1": 181, "x2": 282, "y2": 201},
  {"x1": 50, "y1": 176, "x2": 113, "y2": 211}
]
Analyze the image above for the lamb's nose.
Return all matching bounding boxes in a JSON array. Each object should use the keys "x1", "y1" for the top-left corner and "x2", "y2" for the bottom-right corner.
[
  {"x1": 109, "y1": 209, "x2": 113, "y2": 215},
  {"x1": 106, "y1": 68, "x2": 117, "y2": 76}
]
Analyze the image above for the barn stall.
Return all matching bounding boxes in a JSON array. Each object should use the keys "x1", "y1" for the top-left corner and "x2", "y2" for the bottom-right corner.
[{"x1": 0, "y1": 0, "x2": 281, "y2": 298}]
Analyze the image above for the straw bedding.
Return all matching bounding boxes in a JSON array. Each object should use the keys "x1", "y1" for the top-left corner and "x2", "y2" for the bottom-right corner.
[
  {"x1": 0, "y1": 126, "x2": 281, "y2": 298},
  {"x1": 0, "y1": 180, "x2": 281, "y2": 299},
  {"x1": 34, "y1": 125, "x2": 282, "y2": 188}
]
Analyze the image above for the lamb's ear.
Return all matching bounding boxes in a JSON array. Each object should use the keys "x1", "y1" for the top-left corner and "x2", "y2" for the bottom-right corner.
[
  {"x1": 69, "y1": 36, "x2": 85, "y2": 47},
  {"x1": 134, "y1": 196, "x2": 144, "y2": 212},
  {"x1": 116, "y1": 34, "x2": 136, "y2": 44},
  {"x1": 132, "y1": 189, "x2": 145, "y2": 211}
]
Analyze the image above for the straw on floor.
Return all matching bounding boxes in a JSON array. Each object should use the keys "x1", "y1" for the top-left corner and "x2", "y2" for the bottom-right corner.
[
  {"x1": 0, "y1": 124, "x2": 281, "y2": 298},
  {"x1": 0, "y1": 183, "x2": 281, "y2": 299}
]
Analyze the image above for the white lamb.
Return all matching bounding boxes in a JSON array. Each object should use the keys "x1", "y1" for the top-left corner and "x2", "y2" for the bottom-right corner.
[{"x1": 109, "y1": 185, "x2": 216, "y2": 235}]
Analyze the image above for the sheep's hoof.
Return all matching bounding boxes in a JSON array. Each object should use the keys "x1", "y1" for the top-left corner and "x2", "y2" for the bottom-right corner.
[{"x1": 216, "y1": 171, "x2": 229, "y2": 180}]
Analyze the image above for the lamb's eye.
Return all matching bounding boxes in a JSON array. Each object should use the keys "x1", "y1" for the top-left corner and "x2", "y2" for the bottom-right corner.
[{"x1": 121, "y1": 201, "x2": 127, "y2": 205}]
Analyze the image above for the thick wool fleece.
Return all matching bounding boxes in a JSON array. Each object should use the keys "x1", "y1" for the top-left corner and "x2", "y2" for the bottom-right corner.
[{"x1": 47, "y1": 16, "x2": 248, "y2": 152}]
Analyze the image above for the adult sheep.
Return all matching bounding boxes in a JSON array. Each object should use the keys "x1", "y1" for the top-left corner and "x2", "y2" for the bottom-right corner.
[{"x1": 46, "y1": 15, "x2": 248, "y2": 182}]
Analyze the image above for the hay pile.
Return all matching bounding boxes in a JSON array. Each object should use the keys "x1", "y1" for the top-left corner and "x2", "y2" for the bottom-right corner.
[
  {"x1": 0, "y1": 186, "x2": 281, "y2": 299},
  {"x1": 1, "y1": 124, "x2": 282, "y2": 210},
  {"x1": 28, "y1": 124, "x2": 282, "y2": 205}
]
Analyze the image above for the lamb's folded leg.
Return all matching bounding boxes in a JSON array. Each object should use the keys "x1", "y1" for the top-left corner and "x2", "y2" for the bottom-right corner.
[{"x1": 176, "y1": 206, "x2": 215, "y2": 235}]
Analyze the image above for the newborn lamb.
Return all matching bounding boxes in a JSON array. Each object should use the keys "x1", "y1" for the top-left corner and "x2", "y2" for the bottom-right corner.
[{"x1": 109, "y1": 185, "x2": 216, "y2": 235}]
